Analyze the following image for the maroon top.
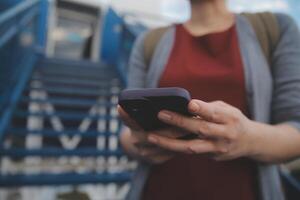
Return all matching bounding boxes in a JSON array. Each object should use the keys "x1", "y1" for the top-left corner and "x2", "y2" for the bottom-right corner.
[{"x1": 142, "y1": 24, "x2": 258, "y2": 200}]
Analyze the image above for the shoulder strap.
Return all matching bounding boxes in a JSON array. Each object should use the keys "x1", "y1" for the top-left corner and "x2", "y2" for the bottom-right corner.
[
  {"x1": 143, "y1": 27, "x2": 169, "y2": 68},
  {"x1": 242, "y1": 12, "x2": 280, "y2": 65},
  {"x1": 143, "y1": 13, "x2": 280, "y2": 68}
]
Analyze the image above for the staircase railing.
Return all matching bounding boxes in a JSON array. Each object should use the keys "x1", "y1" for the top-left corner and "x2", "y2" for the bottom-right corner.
[
  {"x1": 0, "y1": 0, "x2": 47, "y2": 141},
  {"x1": 0, "y1": 2, "x2": 133, "y2": 193}
]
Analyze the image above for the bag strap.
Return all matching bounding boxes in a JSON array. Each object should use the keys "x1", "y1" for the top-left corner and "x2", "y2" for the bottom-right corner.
[
  {"x1": 242, "y1": 12, "x2": 280, "y2": 65},
  {"x1": 143, "y1": 27, "x2": 169, "y2": 68},
  {"x1": 143, "y1": 12, "x2": 280, "y2": 68}
]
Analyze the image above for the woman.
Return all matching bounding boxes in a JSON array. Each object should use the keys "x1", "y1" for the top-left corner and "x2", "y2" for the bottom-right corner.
[{"x1": 119, "y1": 0, "x2": 300, "y2": 200}]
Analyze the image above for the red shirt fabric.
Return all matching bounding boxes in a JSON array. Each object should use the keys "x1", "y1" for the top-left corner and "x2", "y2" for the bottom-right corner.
[{"x1": 142, "y1": 24, "x2": 258, "y2": 200}]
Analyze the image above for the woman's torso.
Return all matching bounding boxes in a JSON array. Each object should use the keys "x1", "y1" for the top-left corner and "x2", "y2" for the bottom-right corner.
[{"x1": 142, "y1": 24, "x2": 258, "y2": 200}]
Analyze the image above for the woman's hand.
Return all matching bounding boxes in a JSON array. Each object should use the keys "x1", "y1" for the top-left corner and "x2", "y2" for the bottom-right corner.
[
  {"x1": 147, "y1": 100, "x2": 258, "y2": 161},
  {"x1": 118, "y1": 106, "x2": 184, "y2": 164}
]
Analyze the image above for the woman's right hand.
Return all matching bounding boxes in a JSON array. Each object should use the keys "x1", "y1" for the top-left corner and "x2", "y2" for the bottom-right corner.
[{"x1": 118, "y1": 106, "x2": 184, "y2": 164}]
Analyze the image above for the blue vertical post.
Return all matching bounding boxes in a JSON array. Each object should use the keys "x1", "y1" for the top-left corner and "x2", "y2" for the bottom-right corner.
[
  {"x1": 101, "y1": 8, "x2": 124, "y2": 65},
  {"x1": 101, "y1": 8, "x2": 127, "y2": 84},
  {"x1": 37, "y1": 0, "x2": 49, "y2": 50}
]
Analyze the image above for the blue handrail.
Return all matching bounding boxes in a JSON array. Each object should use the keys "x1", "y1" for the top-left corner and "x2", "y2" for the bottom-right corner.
[
  {"x1": 0, "y1": 7, "x2": 39, "y2": 48},
  {"x1": 0, "y1": 0, "x2": 39, "y2": 25},
  {"x1": 0, "y1": 0, "x2": 44, "y2": 141}
]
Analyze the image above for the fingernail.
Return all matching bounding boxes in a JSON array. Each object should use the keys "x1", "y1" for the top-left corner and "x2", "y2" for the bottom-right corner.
[
  {"x1": 158, "y1": 111, "x2": 172, "y2": 121},
  {"x1": 190, "y1": 101, "x2": 199, "y2": 112},
  {"x1": 148, "y1": 135, "x2": 158, "y2": 143}
]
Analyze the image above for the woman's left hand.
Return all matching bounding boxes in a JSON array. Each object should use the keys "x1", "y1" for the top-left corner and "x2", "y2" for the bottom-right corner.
[{"x1": 147, "y1": 100, "x2": 258, "y2": 161}]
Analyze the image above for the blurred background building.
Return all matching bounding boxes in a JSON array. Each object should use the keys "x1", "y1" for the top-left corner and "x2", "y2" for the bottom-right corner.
[
  {"x1": 51, "y1": 0, "x2": 300, "y2": 27},
  {"x1": 0, "y1": 0, "x2": 300, "y2": 200}
]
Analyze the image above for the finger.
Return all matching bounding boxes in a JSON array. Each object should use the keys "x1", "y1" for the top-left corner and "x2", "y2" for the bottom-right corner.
[
  {"x1": 213, "y1": 154, "x2": 235, "y2": 162},
  {"x1": 148, "y1": 134, "x2": 217, "y2": 154},
  {"x1": 158, "y1": 111, "x2": 229, "y2": 139},
  {"x1": 139, "y1": 146, "x2": 169, "y2": 157},
  {"x1": 118, "y1": 106, "x2": 142, "y2": 130},
  {"x1": 152, "y1": 127, "x2": 186, "y2": 139},
  {"x1": 137, "y1": 146, "x2": 175, "y2": 164},
  {"x1": 188, "y1": 100, "x2": 230, "y2": 123},
  {"x1": 134, "y1": 142, "x2": 157, "y2": 150}
]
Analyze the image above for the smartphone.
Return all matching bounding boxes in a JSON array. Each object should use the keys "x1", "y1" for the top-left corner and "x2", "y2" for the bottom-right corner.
[{"x1": 118, "y1": 87, "x2": 193, "y2": 131}]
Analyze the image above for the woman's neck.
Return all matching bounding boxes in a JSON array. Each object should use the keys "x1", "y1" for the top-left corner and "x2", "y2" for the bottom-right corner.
[{"x1": 184, "y1": 0, "x2": 234, "y2": 36}]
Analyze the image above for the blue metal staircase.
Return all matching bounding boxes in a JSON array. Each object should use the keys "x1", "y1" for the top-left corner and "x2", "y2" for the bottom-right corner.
[
  {"x1": 0, "y1": 0, "x2": 134, "y2": 188},
  {"x1": 0, "y1": 56, "x2": 133, "y2": 186}
]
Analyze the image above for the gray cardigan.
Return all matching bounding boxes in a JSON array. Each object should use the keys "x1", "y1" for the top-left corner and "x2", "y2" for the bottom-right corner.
[{"x1": 126, "y1": 13, "x2": 300, "y2": 200}]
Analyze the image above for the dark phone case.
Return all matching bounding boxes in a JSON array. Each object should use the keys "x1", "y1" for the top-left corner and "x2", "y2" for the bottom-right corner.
[{"x1": 118, "y1": 87, "x2": 192, "y2": 131}]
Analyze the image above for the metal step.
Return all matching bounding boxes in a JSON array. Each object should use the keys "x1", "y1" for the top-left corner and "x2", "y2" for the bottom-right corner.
[
  {"x1": 0, "y1": 148, "x2": 123, "y2": 157},
  {"x1": 32, "y1": 72, "x2": 118, "y2": 83},
  {"x1": 8, "y1": 128, "x2": 116, "y2": 137},
  {"x1": 34, "y1": 68, "x2": 116, "y2": 79},
  {"x1": 26, "y1": 86, "x2": 120, "y2": 97},
  {"x1": 0, "y1": 172, "x2": 132, "y2": 187},
  {"x1": 20, "y1": 97, "x2": 115, "y2": 108},
  {"x1": 14, "y1": 110, "x2": 119, "y2": 121},
  {"x1": 30, "y1": 76, "x2": 119, "y2": 88},
  {"x1": 38, "y1": 57, "x2": 108, "y2": 69}
]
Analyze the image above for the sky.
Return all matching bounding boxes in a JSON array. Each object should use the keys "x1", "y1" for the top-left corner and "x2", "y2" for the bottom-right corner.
[
  {"x1": 67, "y1": 0, "x2": 299, "y2": 27},
  {"x1": 229, "y1": 0, "x2": 290, "y2": 12},
  {"x1": 110, "y1": 0, "x2": 298, "y2": 26}
]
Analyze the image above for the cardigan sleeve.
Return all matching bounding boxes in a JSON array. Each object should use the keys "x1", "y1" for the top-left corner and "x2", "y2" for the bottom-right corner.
[
  {"x1": 271, "y1": 13, "x2": 300, "y2": 131},
  {"x1": 127, "y1": 32, "x2": 148, "y2": 89}
]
